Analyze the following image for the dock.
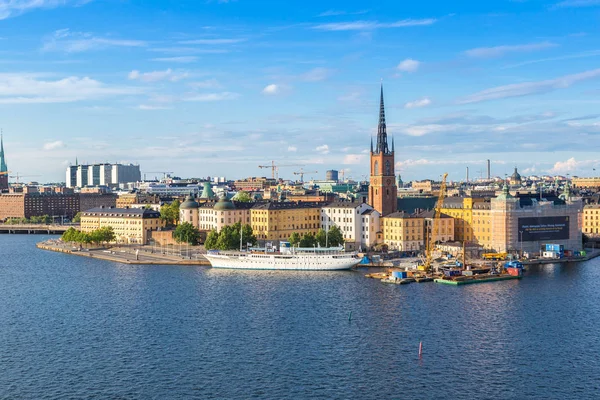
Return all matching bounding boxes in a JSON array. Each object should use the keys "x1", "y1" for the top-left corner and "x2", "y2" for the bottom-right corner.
[
  {"x1": 435, "y1": 275, "x2": 521, "y2": 285},
  {"x1": 36, "y1": 241, "x2": 211, "y2": 266}
]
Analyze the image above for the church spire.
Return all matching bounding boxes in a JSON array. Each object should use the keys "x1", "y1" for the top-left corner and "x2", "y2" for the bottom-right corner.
[
  {"x1": 0, "y1": 130, "x2": 7, "y2": 173},
  {"x1": 376, "y1": 84, "x2": 389, "y2": 154}
]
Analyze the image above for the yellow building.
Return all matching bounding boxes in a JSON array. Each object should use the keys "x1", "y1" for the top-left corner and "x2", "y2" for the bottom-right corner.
[
  {"x1": 416, "y1": 210, "x2": 455, "y2": 244},
  {"x1": 573, "y1": 177, "x2": 600, "y2": 189},
  {"x1": 583, "y1": 204, "x2": 600, "y2": 235},
  {"x1": 440, "y1": 197, "x2": 489, "y2": 244},
  {"x1": 80, "y1": 206, "x2": 165, "y2": 244},
  {"x1": 381, "y1": 211, "x2": 425, "y2": 251},
  {"x1": 250, "y1": 202, "x2": 323, "y2": 241}
]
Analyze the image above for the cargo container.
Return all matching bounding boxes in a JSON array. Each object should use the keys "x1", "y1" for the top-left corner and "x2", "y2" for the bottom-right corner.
[
  {"x1": 564, "y1": 250, "x2": 573, "y2": 257},
  {"x1": 507, "y1": 267, "x2": 523, "y2": 277},
  {"x1": 443, "y1": 269, "x2": 462, "y2": 277},
  {"x1": 544, "y1": 244, "x2": 564, "y2": 252},
  {"x1": 542, "y1": 251, "x2": 561, "y2": 259},
  {"x1": 392, "y1": 271, "x2": 407, "y2": 279}
]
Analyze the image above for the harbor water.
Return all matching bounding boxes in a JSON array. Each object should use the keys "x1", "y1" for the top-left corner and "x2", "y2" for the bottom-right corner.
[{"x1": 1, "y1": 235, "x2": 600, "y2": 399}]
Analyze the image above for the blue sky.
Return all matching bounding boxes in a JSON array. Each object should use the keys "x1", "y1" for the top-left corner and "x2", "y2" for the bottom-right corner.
[{"x1": 1, "y1": 0, "x2": 600, "y2": 183}]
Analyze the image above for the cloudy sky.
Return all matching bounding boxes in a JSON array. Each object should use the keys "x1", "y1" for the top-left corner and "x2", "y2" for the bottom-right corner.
[{"x1": 1, "y1": 0, "x2": 600, "y2": 183}]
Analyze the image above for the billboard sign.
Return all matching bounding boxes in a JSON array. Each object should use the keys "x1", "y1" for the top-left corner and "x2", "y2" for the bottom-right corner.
[{"x1": 518, "y1": 216, "x2": 569, "y2": 242}]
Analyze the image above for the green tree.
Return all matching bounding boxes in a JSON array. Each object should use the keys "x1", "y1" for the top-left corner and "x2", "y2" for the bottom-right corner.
[
  {"x1": 160, "y1": 200, "x2": 181, "y2": 226},
  {"x1": 235, "y1": 191, "x2": 252, "y2": 202},
  {"x1": 216, "y1": 224, "x2": 238, "y2": 250},
  {"x1": 204, "y1": 229, "x2": 219, "y2": 250},
  {"x1": 299, "y1": 233, "x2": 317, "y2": 248},
  {"x1": 97, "y1": 226, "x2": 115, "y2": 245},
  {"x1": 289, "y1": 232, "x2": 301, "y2": 247},
  {"x1": 327, "y1": 225, "x2": 345, "y2": 247},
  {"x1": 173, "y1": 222, "x2": 201, "y2": 245},
  {"x1": 315, "y1": 228, "x2": 327, "y2": 247},
  {"x1": 241, "y1": 224, "x2": 257, "y2": 247},
  {"x1": 72, "y1": 212, "x2": 82, "y2": 223},
  {"x1": 61, "y1": 227, "x2": 78, "y2": 242}
]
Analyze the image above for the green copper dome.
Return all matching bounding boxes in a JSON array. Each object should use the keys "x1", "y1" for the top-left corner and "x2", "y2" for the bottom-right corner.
[
  {"x1": 214, "y1": 196, "x2": 235, "y2": 211},
  {"x1": 180, "y1": 194, "x2": 199, "y2": 210},
  {"x1": 200, "y1": 182, "x2": 216, "y2": 199}
]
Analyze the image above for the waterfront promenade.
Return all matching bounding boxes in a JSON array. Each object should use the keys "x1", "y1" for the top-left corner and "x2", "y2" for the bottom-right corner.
[
  {"x1": 0, "y1": 224, "x2": 73, "y2": 234},
  {"x1": 37, "y1": 240, "x2": 210, "y2": 266}
]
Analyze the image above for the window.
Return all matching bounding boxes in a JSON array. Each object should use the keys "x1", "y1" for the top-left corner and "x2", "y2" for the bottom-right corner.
[{"x1": 374, "y1": 161, "x2": 379, "y2": 175}]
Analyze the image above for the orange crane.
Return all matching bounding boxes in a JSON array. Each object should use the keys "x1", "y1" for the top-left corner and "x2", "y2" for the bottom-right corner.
[
  {"x1": 293, "y1": 169, "x2": 318, "y2": 183},
  {"x1": 258, "y1": 161, "x2": 304, "y2": 180}
]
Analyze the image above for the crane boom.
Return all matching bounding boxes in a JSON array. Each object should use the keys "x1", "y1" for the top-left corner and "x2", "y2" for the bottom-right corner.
[
  {"x1": 258, "y1": 161, "x2": 304, "y2": 180},
  {"x1": 424, "y1": 173, "x2": 448, "y2": 272}
]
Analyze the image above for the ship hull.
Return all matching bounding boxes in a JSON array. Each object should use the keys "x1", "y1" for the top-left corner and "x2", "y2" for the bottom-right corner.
[{"x1": 204, "y1": 252, "x2": 359, "y2": 271}]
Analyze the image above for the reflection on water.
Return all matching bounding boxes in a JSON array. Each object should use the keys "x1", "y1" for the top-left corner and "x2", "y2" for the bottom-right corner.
[{"x1": 1, "y1": 235, "x2": 600, "y2": 399}]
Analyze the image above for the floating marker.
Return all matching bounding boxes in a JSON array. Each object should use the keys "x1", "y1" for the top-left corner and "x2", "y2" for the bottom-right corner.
[
  {"x1": 348, "y1": 311, "x2": 352, "y2": 322},
  {"x1": 418, "y1": 341, "x2": 423, "y2": 358}
]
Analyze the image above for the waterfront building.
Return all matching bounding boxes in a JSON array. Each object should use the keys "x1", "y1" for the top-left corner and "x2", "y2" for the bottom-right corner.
[
  {"x1": 583, "y1": 204, "x2": 600, "y2": 235},
  {"x1": 250, "y1": 201, "x2": 323, "y2": 242},
  {"x1": 146, "y1": 183, "x2": 201, "y2": 196},
  {"x1": 320, "y1": 201, "x2": 377, "y2": 251},
  {"x1": 369, "y1": 85, "x2": 397, "y2": 216},
  {"x1": 381, "y1": 212, "x2": 425, "y2": 251},
  {"x1": 180, "y1": 195, "x2": 200, "y2": 228},
  {"x1": 440, "y1": 197, "x2": 489, "y2": 243},
  {"x1": 79, "y1": 193, "x2": 118, "y2": 214},
  {"x1": 0, "y1": 134, "x2": 8, "y2": 191},
  {"x1": 416, "y1": 210, "x2": 455, "y2": 244},
  {"x1": 489, "y1": 185, "x2": 582, "y2": 254},
  {"x1": 80, "y1": 206, "x2": 164, "y2": 244},
  {"x1": 197, "y1": 197, "x2": 253, "y2": 232}
]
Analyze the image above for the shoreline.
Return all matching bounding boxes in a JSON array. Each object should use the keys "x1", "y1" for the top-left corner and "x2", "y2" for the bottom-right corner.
[{"x1": 36, "y1": 241, "x2": 211, "y2": 266}]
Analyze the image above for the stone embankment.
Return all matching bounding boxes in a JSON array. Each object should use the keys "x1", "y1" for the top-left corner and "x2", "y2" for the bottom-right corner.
[{"x1": 36, "y1": 240, "x2": 211, "y2": 266}]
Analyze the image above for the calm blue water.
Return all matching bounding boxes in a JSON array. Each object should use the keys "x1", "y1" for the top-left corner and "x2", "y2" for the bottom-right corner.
[{"x1": 1, "y1": 235, "x2": 600, "y2": 399}]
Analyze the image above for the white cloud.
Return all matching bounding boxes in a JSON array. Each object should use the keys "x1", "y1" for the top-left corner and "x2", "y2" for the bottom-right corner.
[
  {"x1": 300, "y1": 67, "x2": 333, "y2": 82},
  {"x1": 316, "y1": 144, "x2": 329, "y2": 154},
  {"x1": 287, "y1": 146, "x2": 297, "y2": 152},
  {"x1": 548, "y1": 157, "x2": 600, "y2": 174},
  {"x1": 179, "y1": 38, "x2": 246, "y2": 45},
  {"x1": 42, "y1": 29, "x2": 146, "y2": 53},
  {"x1": 397, "y1": 58, "x2": 420, "y2": 73},
  {"x1": 128, "y1": 69, "x2": 188, "y2": 83},
  {"x1": 401, "y1": 124, "x2": 447, "y2": 136},
  {"x1": 184, "y1": 92, "x2": 239, "y2": 102},
  {"x1": 343, "y1": 154, "x2": 366, "y2": 164},
  {"x1": 137, "y1": 104, "x2": 172, "y2": 110},
  {"x1": 404, "y1": 97, "x2": 431, "y2": 109},
  {"x1": 464, "y1": 42, "x2": 557, "y2": 58},
  {"x1": 151, "y1": 56, "x2": 198, "y2": 63},
  {"x1": 43, "y1": 140, "x2": 65, "y2": 150},
  {"x1": 0, "y1": 73, "x2": 139, "y2": 104},
  {"x1": 458, "y1": 68, "x2": 600, "y2": 104},
  {"x1": 0, "y1": 0, "x2": 90, "y2": 20},
  {"x1": 551, "y1": 0, "x2": 600, "y2": 9},
  {"x1": 338, "y1": 92, "x2": 361, "y2": 102},
  {"x1": 262, "y1": 84, "x2": 279, "y2": 95},
  {"x1": 313, "y1": 18, "x2": 436, "y2": 31}
]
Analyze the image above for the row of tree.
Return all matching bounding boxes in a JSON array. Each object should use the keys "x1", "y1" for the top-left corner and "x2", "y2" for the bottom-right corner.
[
  {"x1": 5, "y1": 215, "x2": 53, "y2": 225},
  {"x1": 204, "y1": 222, "x2": 257, "y2": 250},
  {"x1": 172, "y1": 222, "x2": 202, "y2": 245},
  {"x1": 61, "y1": 227, "x2": 116, "y2": 246},
  {"x1": 288, "y1": 226, "x2": 345, "y2": 248}
]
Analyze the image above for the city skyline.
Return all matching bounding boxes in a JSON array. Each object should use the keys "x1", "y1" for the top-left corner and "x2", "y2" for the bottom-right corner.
[{"x1": 1, "y1": 0, "x2": 600, "y2": 182}]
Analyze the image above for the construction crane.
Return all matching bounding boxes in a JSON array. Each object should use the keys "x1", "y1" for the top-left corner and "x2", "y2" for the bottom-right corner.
[
  {"x1": 423, "y1": 173, "x2": 449, "y2": 273},
  {"x1": 258, "y1": 161, "x2": 304, "y2": 180},
  {"x1": 293, "y1": 169, "x2": 318, "y2": 183},
  {"x1": 10, "y1": 173, "x2": 41, "y2": 184},
  {"x1": 144, "y1": 171, "x2": 174, "y2": 180}
]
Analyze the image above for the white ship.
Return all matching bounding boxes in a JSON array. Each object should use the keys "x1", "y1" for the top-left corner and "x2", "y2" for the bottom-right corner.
[{"x1": 204, "y1": 242, "x2": 359, "y2": 271}]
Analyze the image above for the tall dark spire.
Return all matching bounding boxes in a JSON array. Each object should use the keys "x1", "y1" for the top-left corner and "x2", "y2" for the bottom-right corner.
[
  {"x1": 0, "y1": 130, "x2": 7, "y2": 173},
  {"x1": 375, "y1": 84, "x2": 389, "y2": 154}
]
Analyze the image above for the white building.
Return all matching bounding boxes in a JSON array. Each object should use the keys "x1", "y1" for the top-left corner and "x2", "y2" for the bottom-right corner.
[
  {"x1": 321, "y1": 201, "x2": 380, "y2": 251},
  {"x1": 66, "y1": 163, "x2": 141, "y2": 188}
]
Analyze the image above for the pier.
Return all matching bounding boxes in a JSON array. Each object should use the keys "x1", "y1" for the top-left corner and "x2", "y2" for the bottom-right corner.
[{"x1": 0, "y1": 224, "x2": 73, "y2": 235}]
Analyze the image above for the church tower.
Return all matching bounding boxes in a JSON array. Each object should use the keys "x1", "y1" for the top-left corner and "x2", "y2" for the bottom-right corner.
[
  {"x1": 0, "y1": 133, "x2": 8, "y2": 191},
  {"x1": 369, "y1": 85, "x2": 397, "y2": 216}
]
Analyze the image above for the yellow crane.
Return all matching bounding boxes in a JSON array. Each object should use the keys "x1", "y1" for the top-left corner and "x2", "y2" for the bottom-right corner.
[
  {"x1": 422, "y1": 173, "x2": 449, "y2": 273},
  {"x1": 293, "y1": 169, "x2": 318, "y2": 183},
  {"x1": 258, "y1": 161, "x2": 304, "y2": 180}
]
